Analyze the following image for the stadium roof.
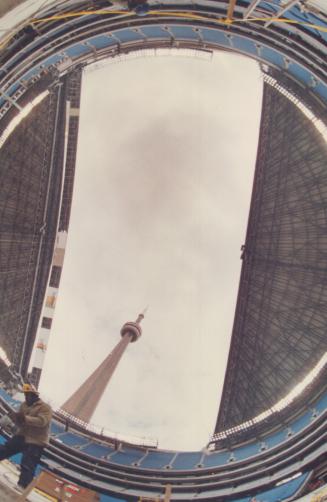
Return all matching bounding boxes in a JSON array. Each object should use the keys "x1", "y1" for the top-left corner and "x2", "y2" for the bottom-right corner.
[
  {"x1": 0, "y1": 68, "x2": 81, "y2": 377},
  {"x1": 215, "y1": 78, "x2": 327, "y2": 435},
  {"x1": 0, "y1": 88, "x2": 63, "y2": 373}
]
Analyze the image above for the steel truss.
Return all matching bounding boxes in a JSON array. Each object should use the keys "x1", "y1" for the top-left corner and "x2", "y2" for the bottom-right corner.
[
  {"x1": 0, "y1": 71, "x2": 81, "y2": 377},
  {"x1": 215, "y1": 81, "x2": 327, "y2": 434}
]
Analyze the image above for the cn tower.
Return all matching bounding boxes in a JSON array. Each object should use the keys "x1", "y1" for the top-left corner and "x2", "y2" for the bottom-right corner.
[{"x1": 60, "y1": 311, "x2": 145, "y2": 423}]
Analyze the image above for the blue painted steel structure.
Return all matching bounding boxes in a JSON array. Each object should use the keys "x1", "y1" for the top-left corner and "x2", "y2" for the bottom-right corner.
[
  {"x1": 0, "y1": 0, "x2": 326, "y2": 119},
  {"x1": 0, "y1": 362, "x2": 326, "y2": 497},
  {"x1": 0, "y1": 0, "x2": 326, "y2": 500}
]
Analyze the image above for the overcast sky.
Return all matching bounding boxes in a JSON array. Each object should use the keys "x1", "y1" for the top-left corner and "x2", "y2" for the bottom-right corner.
[
  {"x1": 36, "y1": 52, "x2": 263, "y2": 450},
  {"x1": 0, "y1": 1, "x2": 265, "y2": 451}
]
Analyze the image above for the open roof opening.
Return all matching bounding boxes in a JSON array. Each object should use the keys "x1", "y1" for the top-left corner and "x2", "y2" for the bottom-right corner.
[{"x1": 39, "y1": 51, "x2": 263, "y2": 450}]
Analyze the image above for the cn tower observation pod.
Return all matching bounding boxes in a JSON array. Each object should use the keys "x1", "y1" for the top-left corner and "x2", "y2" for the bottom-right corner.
[{"x1": 0, "y1": 1, "x2": 327, "y2": 501}]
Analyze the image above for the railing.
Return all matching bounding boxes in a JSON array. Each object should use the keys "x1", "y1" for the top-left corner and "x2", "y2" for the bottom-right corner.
[{"x1": 56, "y1": 408, "x2": 158, "y2": 449}]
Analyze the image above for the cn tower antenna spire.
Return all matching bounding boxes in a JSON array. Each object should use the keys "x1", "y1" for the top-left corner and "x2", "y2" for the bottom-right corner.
[
  {"x1": 60, "y1": 311, "x2": 145, "y2": 424},
  {"x1": 136, "y1": 306, "x2": 148, "y2": 324}
]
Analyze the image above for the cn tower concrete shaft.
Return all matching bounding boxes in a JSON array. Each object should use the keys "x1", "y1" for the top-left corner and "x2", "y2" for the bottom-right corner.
[{"x1": 61, "y1": 314, "x2": 143, "y2": 423}]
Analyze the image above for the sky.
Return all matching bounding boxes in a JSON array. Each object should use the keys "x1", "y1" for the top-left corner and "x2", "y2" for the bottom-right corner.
[
  {"x1": 0, "y1": 0, "x2": 266, "y2": 451},
  {"x1": 38, "y1": 52, "x2": 263, "y2": 450}
]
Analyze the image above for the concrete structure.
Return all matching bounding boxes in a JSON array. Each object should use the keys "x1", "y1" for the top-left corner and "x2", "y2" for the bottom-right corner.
[{"x1": 60, "y1": 313, "x2": 144, "y2": 424}]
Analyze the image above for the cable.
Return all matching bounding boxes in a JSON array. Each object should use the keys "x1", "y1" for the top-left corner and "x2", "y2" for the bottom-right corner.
[{"x1": 1, "y1": 8, "x2": 327, "y2": 52}]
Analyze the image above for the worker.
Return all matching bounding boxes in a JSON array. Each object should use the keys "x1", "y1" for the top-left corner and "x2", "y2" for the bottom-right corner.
[{"x1": 0, "y1": 383, "x2": 52, "y2": 489}]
